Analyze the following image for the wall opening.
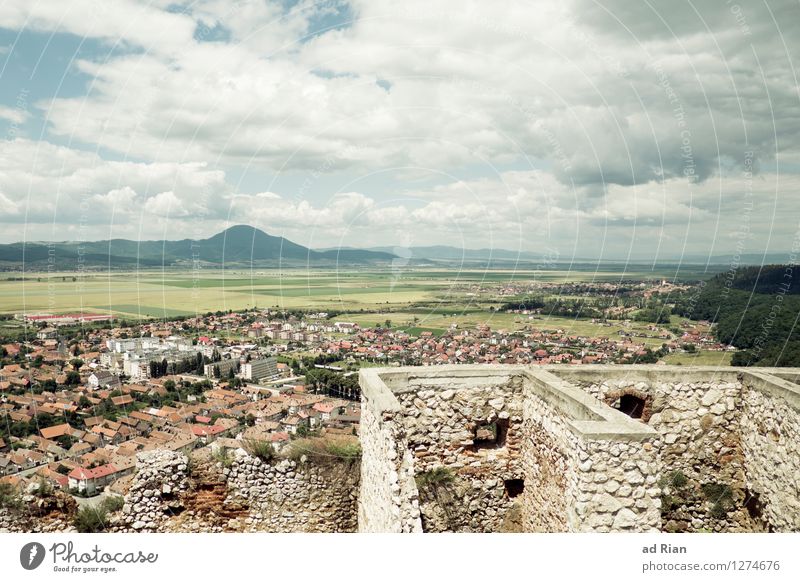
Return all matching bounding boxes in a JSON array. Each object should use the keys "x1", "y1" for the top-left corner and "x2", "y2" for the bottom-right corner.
[
  {"x1": 618, "y1": 394, "x2": 647, "y2": 419},
  {"x1": 504, "y1": 478, "x2": 524, "y2": 498},
  {"x1": 472, "y1": 418, "x2": 509, "y2": 449},
  {"x1": 743, "y1": 489, "x2": 773, "y2": 531}
]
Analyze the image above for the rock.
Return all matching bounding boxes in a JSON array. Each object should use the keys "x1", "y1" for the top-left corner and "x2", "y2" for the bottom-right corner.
[
  {"x1": 595, "y1": 493, "x2": 623, "y2": 513},
  {"x1": 701, "y1": 389, "x2": 723, "y2": 407},
  {"x1": 613, "y1": 508, "x2": 638, "y2": 529}
]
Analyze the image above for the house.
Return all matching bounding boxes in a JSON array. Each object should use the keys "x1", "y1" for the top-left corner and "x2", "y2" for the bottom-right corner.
[
  {"x1": 39, "y1": 423, "x2": 75, "y2": 441},
  {"x1": 67, "y1": 464, "x2": 119, "y2": 496},
  {"x1": 88, "y1": 371, "x2": 121, "y2": 391},
  {"x1": 189, "y1": 424, "x2": 227, "y2": 444}
]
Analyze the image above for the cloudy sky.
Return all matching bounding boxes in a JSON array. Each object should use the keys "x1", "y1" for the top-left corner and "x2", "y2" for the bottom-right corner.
[{"x1": 0, "y1": 0, "x2": 798, "y2": 260}]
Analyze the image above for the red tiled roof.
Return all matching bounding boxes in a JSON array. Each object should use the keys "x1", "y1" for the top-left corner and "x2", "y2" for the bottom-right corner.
[
  {"x1": 190, "y1": 424, "x2": 226, "y2": 437},
  {"x1": 68, "y1": 464, "x2": 118, "y2": 481}
]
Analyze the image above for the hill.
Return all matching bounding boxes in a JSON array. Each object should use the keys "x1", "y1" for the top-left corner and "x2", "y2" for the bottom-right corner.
[{"x1": 675, "y1": 265, "x2": 800, "y2": 366}]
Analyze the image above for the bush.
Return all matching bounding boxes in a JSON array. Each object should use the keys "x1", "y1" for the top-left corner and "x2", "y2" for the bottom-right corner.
[
  {"x1": 100, "y1": 495, "x2": 124, "y2": 513},
  {"x1": 73, "y1": 506, "x2": 108, "y2": 533},
  {"x1": 702, "y1": 482, "x2": 733, "y2": 519},
  {"x1": 0, "y1": 482, "x2": 22, "y2": 511},
  {"x1": 212, "y1": 448, "x2": 234, "y2": 468},
  {"x1": 415, "y1": 467, "x2": 455, "y2": 489},
  {"x1": 243, "y1": 439, "x2": 275, "y2": 463},
  {"x1": 659, "y1": 470, "x2": 688, "y2": 490},
  {"x1": 33, "y1": 477, "x2": 54, "y2": 498},
  {"x1": 286, "y1": 436, "x2": 361, "y2": 465}
]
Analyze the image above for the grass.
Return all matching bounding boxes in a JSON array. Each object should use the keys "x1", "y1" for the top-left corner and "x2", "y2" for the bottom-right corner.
[
  {"x1": 212, "y1": 448, "x2": 234, "y2": 467},
  {"x1": 243, "y1": 439, "x2": 275, "y2": 462},
  {"x1": 0, "y1": 482, "x2": 22, "y2": 511},
  {"x1": 101, "y1": 495, "x2": 125, "y2": 513},
  {"x1": 663, "y1": 350, "x2": 733, "y2": 366},
  {"x1": 286, "y1": 436, "x2": 361, "y2": 465},
  {"x1": 72, "y1": 503, "x2": 108, "y2": 533}
]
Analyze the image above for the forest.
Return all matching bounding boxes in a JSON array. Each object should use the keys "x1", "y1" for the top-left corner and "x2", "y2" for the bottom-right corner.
[{"x1": 674, "y1": 265, "x2": 800, "y2": 366}]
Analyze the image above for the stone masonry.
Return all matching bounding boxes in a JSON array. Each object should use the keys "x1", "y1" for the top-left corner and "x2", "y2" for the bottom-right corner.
[{"x1": 359, "y1": 365, "x2": 800, "y2": 533}]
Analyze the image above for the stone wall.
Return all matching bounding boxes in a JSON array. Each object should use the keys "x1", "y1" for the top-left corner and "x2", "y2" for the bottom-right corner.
[
  {"x1": 392, "y1": 370, "x2": 525, "y2": 532},
  {"x1": 357, "y1": 380, "x2": 422, "y2": 532},
  {"x1": 226, "y1": 455, "x2": 359, "y2": 532},
  {"x1": 520, "y1": 371, "x2": 661, "y2": 532},
  {"x1": 740, "y1": 372, "x2": 800, "y2": 531},
  {"x1": 115, "y1": 447, "x2": 359, "y2": 533},
  {"x1": 359, "y1": 366, "x2": 661, "y2": 533},
  {"x1": 360, "y1": 365, "x2": 800, "y2": 533},
  {"x1": 118, "y1": 450, "x2": 190, "y2": 532},
  {"x1": 555, "y1": 366, "x2": 800, "y2": 533}
]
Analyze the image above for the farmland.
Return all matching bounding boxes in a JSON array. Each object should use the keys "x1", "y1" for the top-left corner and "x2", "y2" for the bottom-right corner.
[{"x1": 0, "y1": 265, "x2": 709, "y2": 318}]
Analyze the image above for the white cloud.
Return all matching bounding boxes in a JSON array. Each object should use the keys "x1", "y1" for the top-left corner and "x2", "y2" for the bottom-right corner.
[
  {"x1": 0, "y1": 105, "x2": 28, "y2": 124},
  {"x1": 11, "y1": 0, "x2": 791, "y2": 188},
  {"x1": 0, "y1": 139, "x2": 230, "y2": 240}
]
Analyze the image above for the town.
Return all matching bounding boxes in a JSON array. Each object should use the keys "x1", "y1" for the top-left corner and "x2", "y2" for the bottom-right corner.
[{"x1": 0, "y1": 276, "x2": 730, "y2": 501}]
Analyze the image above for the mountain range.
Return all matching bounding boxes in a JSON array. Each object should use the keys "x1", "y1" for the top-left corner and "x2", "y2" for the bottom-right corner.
[
  {"x1": 0, "y1": 225, "x2": 396, "y2": 268},
  {"x1": 0, "y1": 225, "x2": 791, "y2": 269}
]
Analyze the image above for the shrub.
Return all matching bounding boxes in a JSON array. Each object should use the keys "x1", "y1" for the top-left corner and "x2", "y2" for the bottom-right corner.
[
  {"x1": 415, "y1": 467, "x2": 455, "y2": 489},
  {"x1": 659, "y1": 470, "x2": 688, "y2": 490},
  {"x1": 212, "y1": 448, "x2": 234, "y2": 467},
  {"x1": 33, "y1": 477, "x2": 54, "y2": 498},
  {"x1": 73, "y1": 506, "x2": 108, "y2": 533},
  {"x1": 243, "y1": 439, "x2": 275, "y2": 463},
  {"x1": 287, "y1": 436, "x2": 361, "y2": 465},
  {"x1": 100, "y1": 495, "x2": 124, "y2": 513},
  {"x1": 0, "y1": 482, "x2": 22, "y2": 511},
  {"x1": 702, "y1": 482, "x2": 733, "y2": 519}
]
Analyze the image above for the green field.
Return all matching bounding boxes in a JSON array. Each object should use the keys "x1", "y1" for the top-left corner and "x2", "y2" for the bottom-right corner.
[
  {"x1": 663, "y1": 350, "x2": 734, "y2": 366},
  {"x1": 0, "y1": 267, "x2": 704, "y2": 332},
  {"x1": 0, "y1": 267, "x2": 633, "y2": 316}
]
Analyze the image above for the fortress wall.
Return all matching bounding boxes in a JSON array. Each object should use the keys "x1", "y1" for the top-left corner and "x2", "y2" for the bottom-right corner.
[
  {"x1": 227, "y1": 456, "x2": 358, "y2": 532},
  {"x1": 555, "y1": 368, "x2": 752, "y2": 531},
  {"x1": 392, "y1": 370, "x2": 525, "y2": 532},
  {"x1": 740, "y1": 372, "x2": 800, "y2": 531},
  {"x1": 358, "y1": 376, "x2": 421, "y2": 532},
  {"x1": 359, "y1": 366, "x2": 661, "y2": 532},
  {"x1": 522, "y1": 370, "x2": 660, "y2": 532}
]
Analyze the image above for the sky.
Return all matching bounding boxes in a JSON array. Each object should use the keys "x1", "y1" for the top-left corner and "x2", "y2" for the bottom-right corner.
[{"x1": 0, "y1": 0, "x2": 798, "y2": 261}]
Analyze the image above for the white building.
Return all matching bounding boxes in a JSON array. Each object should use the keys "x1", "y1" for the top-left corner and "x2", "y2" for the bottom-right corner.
[{"x1": 241, "y1": 357, "x2": 278, "y2": 382}]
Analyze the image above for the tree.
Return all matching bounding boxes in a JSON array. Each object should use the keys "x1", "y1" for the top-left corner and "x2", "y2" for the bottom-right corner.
[{"x1": 65, "y1": 371, "x2": 81, "y2": 385}]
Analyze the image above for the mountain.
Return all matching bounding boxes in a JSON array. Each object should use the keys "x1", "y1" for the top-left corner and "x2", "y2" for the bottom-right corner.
[{"x1": 0, "y1": 225, "x2": 396, "y2": 268}]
